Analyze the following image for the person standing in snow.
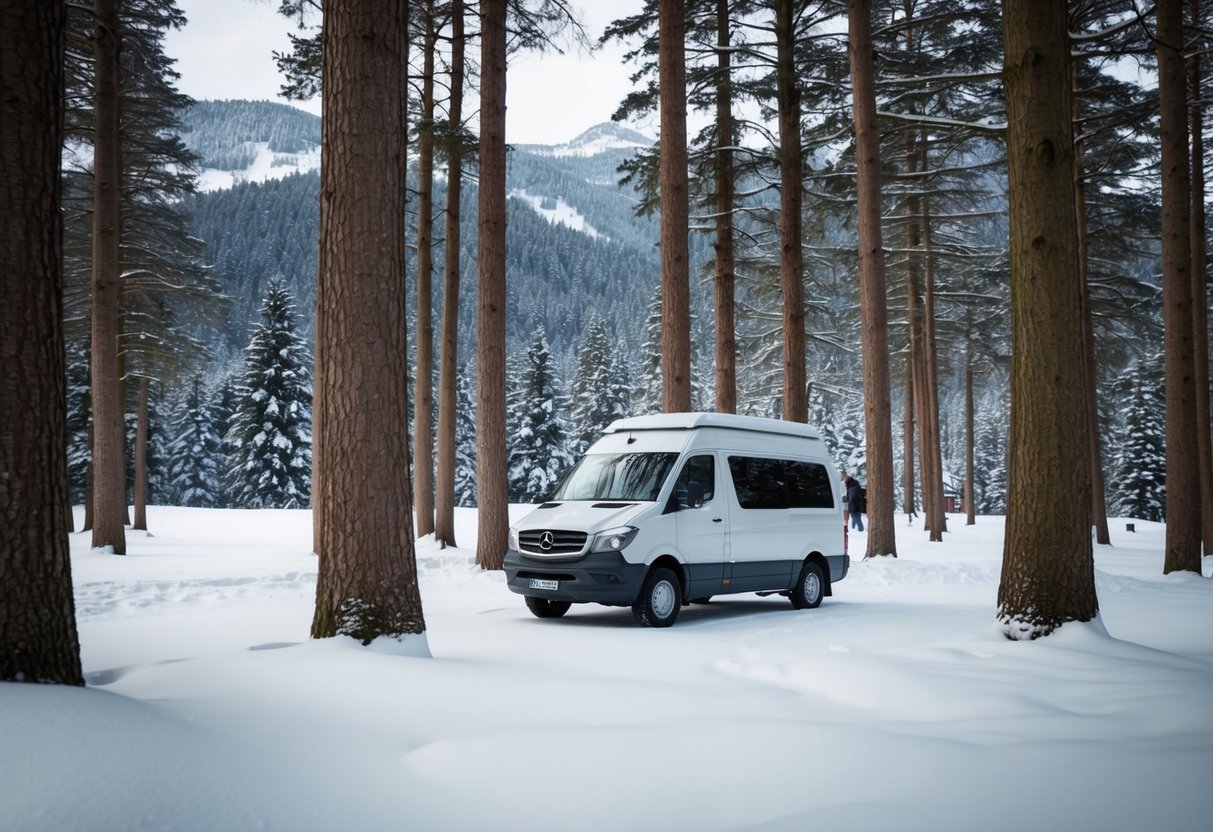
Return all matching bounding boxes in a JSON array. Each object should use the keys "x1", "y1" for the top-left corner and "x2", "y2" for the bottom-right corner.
[{"x1": 844, "y1": 473, "x2": 865, "y2": 532}]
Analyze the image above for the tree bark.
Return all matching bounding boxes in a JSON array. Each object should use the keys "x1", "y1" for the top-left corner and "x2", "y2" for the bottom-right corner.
[
  {"x1": 713, "y1": 0, "x2": 737, "y2": 414},
  {"x1": 1188, "y1": 0, "x2": 1213, "y2": 557},
  {"x1": 1070, "y1": 47, "x2": 1111, "y2": 545},
  {"x1": 903, "y1": 366, "x2": 916, "y2": 518},
  {"x1": 922, "y1": 194, "x2": 945, "y2": 539},
  {"x1": 997, "y1": 0, "x2": 1097, "y2": 637},
  {"x1": 311, "y1": 0, "x2": 425, "y2": 642},
  {"x1": 1159, "y1": 0, "x2": 1202, "y2": 573},
  {"x1": 476, "y1": 0, "x2": 510, "y2": 570},
  {"x1": 413, "y1": 2, "x2": 437, "y2": 539},
  {"x1": 658, "y1": 0, "x2": 692, "y2": 413},
  {"x1": 848, "y1": 0, "x2": 897, "y2": 557},
  {"x1": 0, "y1": 0, "x2": 85, "y2": 685},
  {"x1": 775, "y1": 0, "x2": 806, "y2": 422},
  {"x1": 90, "y1": 0, "x2": 126, "y2": 554},
  {"x1": 435, "y1": 0, "x2": 464, "y2": 547},
  {"x1": 965, "y1": 348, "x2": 976, "y2": 526},
  {"x1": 132, "y1": 375, "x2": 148, "y2": 530}
]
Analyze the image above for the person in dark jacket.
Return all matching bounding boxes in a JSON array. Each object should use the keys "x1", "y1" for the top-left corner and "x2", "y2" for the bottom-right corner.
[{"x1": 844, "y1": 473, "x2": 865, "y2": 532}]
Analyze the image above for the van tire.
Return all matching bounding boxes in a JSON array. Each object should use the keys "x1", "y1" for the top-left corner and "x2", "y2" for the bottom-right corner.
[
  {"x1": 633, "y1": 567, "x2": 681, "y2": 627},
  {"x1": 790, "y1": 561, "x2": 824, "y2": 610},
  {"x1": 525, "y1": 596, "x2": 572, "y2": 619}
]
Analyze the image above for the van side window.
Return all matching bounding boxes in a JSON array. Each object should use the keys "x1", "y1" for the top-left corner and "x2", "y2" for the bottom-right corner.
[
  {"x1": 675, "y1": 455, "x2": 715, "y2": 505},
  {"x1": 727, "y1": 456, "x2": 834, "y2": 510},
  {"x1": 786, "y1": 460, "x2": 834, "y2": 508},
  {"x1": 727, "y1": 457, "x2": 787, "y2": 509}
]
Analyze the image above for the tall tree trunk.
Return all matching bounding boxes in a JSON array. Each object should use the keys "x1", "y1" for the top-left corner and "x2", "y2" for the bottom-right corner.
[
  {"x1": 713, "y1": 0, "x2": 737, "y2": 414},
  {"x1": 922, "y1": 194, "x2": 945, "y2": 540},
  {"x1": 413, "y1": 3, "x2": 437, "y2": 539},
  {"x1": 905, "y1": 131, "x2": 930, "y2": 530},
  {"x1": 83, "y1": 424, "x2": 94, "y2": 532},
  {"x1": 997, "y1": 0, "x2": 1097, "y2": 638},
  {"x1": 848, "y1": 0, "x2": 897, "y2": 557},
  {"x1": 1159, "y1": 0, "x2": 1203, "y2": 573},
  {"x1": 1070, "y1": 45, "x2": 1111, "y2": 545},
  {"x1": 132, "y1": 375, "x2": 148, "y2": 530},
  {"x1": 1189, "y1": 0, "x2": 1213, "y2": 556},
  {"x1": 435, "y1": 0, "x2": 464, "y2": 547},
  {"x1": 90, "y1": 0, "x2": 126, "y2": 555},
  {"x1": 476, "y1": 0, "x2": 509, "y2": 570},
  {"x1": 0, "y1": 0, "x2": 85, "y2": 685},
  {"x1": 903, "y1": 367, "x2": 916, "y2": 518},
  {"x1": 965, "y1": 346, "x2": 976, "y2": 526},
  {"x1": 658, "y1": 0, "x2": 692, "y2": 413},
  {"x1": 775, "y1": 0, "x2": 806, "y2": 422},
  {"x1": 311, "y1": 0, "x2": 426, "y2": 643}
]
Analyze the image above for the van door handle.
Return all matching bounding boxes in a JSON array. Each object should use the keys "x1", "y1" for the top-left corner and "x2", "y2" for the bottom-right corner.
[{"x1": 712, "y1": 517, "x2": 723, "y2": 523}]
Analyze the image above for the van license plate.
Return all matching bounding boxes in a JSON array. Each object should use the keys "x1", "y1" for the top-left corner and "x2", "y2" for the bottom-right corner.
[{"x1": 529, "y1": 578, "x2": 559, "y2": 591}]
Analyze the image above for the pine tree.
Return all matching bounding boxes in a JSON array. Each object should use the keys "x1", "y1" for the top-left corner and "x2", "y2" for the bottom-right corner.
[
  {"x1": 1111, "y1": 359, "x2": 1166, "y2": 523},
  {"x1": 226, "y1": 277, "x2": 312, "y2": 509},
  {"x1": 570, "y1": 313, "x2": 630, "y2": 454},
  {"x1": 507, "y1": 328, "x2": 574, "y2": 503},
  {"x1": 167, "y1": 375, "x2": 222, "y2": 507},
  {"x1": 454, "y1": 366, "x2": 478, "y2": 508},
  {"x1": 632, "y1": 285, "x2": 664, "y2": 417}
]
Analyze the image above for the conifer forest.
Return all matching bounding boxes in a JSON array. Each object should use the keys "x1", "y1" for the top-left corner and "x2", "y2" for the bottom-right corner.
[{"x1": 3, "y1": 0, "x2": 1212, "y2": 678}]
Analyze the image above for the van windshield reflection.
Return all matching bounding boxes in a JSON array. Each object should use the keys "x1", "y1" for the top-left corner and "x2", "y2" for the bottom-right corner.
[{"x1": 550, "y1": 453, "x2": 678, "y2": 502}]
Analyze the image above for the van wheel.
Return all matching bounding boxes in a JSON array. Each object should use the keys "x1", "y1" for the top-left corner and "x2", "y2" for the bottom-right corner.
[
  {"x1": 525, "y1": 596, "x2": 572, "y2": 619},
  {"x1": 790, "y1": 562, "x2": 824, "y2": 610},
  {"x1": 633, "y1": 567, "x2": 681, "y2": 628}
]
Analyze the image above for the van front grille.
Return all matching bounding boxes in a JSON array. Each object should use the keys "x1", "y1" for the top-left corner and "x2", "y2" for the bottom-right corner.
[{"x1": 519, "y1": 529, "x2": 588, "y2": 556}]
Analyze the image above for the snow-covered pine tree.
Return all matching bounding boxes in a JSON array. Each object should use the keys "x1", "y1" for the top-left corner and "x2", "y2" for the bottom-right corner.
[
  {"x1": 506, "y1": 327, "x2": 574, "y2": 503},
  {"x1": 973, "y1": 387, "x2": 1008, "y2": 514},
  {"x1": 632, "y1": 286, "x2": 663, "y2": 417},
  {"x1": 65, "y1": 339, "x2": 91, "y2": 507},
  {"x1": 225, "y1": 277, "x2": 313, "y2": 508},
  {"x1": 166, "y1": 374, "x2": 223, "y2": 507},
  {"x1": 1111, "y1": 357, "x2": 1166, "y2": 522},
  {"x1": 570, "y1": 313, "x2": 631, "y2": 454},
  {"x1": 454, "y1": 365, "x2": 477, "y2": 508}
]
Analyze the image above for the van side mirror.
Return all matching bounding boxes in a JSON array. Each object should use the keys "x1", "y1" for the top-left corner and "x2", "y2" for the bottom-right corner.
[{"x1": 686, "y1": 481, "x2": 705, "y2": 509}]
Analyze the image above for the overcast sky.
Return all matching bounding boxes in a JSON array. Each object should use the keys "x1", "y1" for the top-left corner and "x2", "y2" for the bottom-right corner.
[{"x1": 163, "y1": 0, "x2": 650, "y2": 145}]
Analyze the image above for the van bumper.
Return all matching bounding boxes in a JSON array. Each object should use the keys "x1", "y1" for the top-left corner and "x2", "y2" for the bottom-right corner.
[
  {"x1": 504, "y1": 549, "x2": 647, "y2": 606},
  {"x1": 827, "y1": 553, "x2": 850, "y2": 584}
]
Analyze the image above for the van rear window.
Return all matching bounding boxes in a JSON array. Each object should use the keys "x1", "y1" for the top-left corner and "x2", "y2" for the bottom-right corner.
[
  {"x1": 727, "y1": 456, "x2": 834, "y2": 510},
  {"x1": 550, "y1": 453, "x2": 678, "y2": 502}
]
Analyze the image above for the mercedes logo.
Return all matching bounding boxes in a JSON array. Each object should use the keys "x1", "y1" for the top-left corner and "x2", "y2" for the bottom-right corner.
[{"x1": 539, "y1": 531, "x2": 555, "y2": 551}]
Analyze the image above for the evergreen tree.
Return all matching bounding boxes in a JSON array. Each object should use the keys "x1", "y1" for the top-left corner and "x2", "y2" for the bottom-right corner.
[
  {"x1": 166, "y1": 375, "x2": 222, "y2": 507},
  {"x1": 454, "y1": 365, "x2": 478, "y2": 508},
  {"x1": 506, "y1": 328, "x2": 574, "y2": 503},
  {"x1": 65, "y1": 339, "x2": 92, "y2": 506},
  {"x1": 225, "y1": 277, "x2": 312, "y2": 509},
  {"x1": 973, "y1": 389, "x2": 1008, "y2": 515},
  {"x1": 1111, "y1": 359, "x2": 1166, "y2": 523},
  {"x1": 570, "y1": 313, "x2": 631, "y2": 454}
]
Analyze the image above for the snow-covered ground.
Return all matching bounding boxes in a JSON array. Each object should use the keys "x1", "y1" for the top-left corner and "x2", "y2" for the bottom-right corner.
[{"x1": 5, "y1": 507, "x2": 1212, "y2": 831}]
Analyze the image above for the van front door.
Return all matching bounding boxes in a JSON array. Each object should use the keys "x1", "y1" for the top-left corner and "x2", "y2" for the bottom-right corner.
[{"x1": 672, "y1": 454, "x2": 726, "y2": 600}]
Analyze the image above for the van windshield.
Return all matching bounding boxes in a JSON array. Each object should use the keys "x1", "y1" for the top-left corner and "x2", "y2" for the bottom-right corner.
[{"x1": 550, "y1": 452, "x2": 678, "y2": 502}]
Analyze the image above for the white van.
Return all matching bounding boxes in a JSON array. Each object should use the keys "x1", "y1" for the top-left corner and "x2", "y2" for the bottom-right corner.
[{"x1": 504, "y1": 412, "x2": 849, "y2": 627}]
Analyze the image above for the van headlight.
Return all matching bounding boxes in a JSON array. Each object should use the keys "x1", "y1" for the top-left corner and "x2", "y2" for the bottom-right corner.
[
  {"x1": 508, "y1": 527, "x2": 520, "y2": 552},
  {"x1": 590, "y1": 526, "x2": 638, "y2": 553}
]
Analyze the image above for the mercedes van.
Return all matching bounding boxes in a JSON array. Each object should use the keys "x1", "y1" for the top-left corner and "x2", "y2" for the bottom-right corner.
[{"x1": 503, "y1": 412, "x2": 849, "y2": 627}]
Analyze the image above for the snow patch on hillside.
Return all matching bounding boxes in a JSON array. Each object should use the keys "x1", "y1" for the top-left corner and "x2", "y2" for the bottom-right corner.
[
  {"x1": 197, "y1": 142, "x2": 320, "y2": 192},
  {"x1": 510, "y1": 189, "x2": 604, "y2": 239}
]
